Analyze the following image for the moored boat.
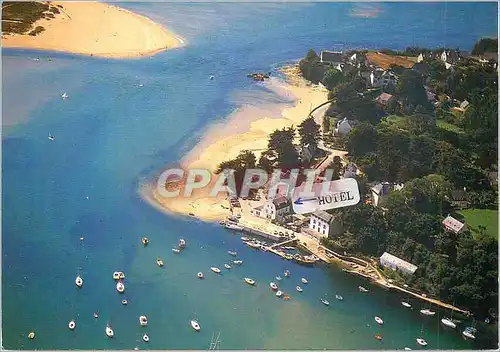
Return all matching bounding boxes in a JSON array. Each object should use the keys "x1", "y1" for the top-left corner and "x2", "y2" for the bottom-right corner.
[
  {"x1": 375, "y1": 316, "x2": 384, "y2": 325},
  {"x1": 301, "y1": 277, "x2": 308, "y2": 284},
  {"x1": 141, "y1": 237, "x2": 149, "y2": 246},
  {"x1": 68, "y1": 320, "x2": 76, "y2": 330},
  {"x1": 75, "y1": 275, "x2": 83, "y2": 288},
  {"x1": 93, "y1": 312, "x2": 99, "y2": 319},
  {"x1": 105, "y1": 325, "x2": 114, "y2": 338},
  {"x1": 375, "y1": 334, "x2": 382, "y2": 341},
  {"x1": 404, "y1": 347, "x2": 412, "y2": 351},
  {"x1": 241, "y1": 236, "x2": 250, "y2": 241},
  {"x1": 27, "y1": 331, "x2": 35, "y2": 340},
  {"x1": 276, "y1": 275, "x2": 282, "y2": 281},
  {"x1": 142, "y1": 333, "x2": 149, "y2": 342},
  {"x1": 197, "y1": 272, "x2": 204, "y2": 279},
  {"x1": 284, "y1": 270, "x2": 290, "y2": 278},
  {"x1": 401, "y1": 301, "x2": 412, "y2": 308},
  {"x1": 116, "y1": 281, "x2": 125, "y2": 293},
  {"x1": 118, "y1": 272, "x2": 125, "y2": 279},
  {"x1": 296, "y1": 285, "x2": 303, "y2": 292},
  {"x1": 211, "y1": 267, "x2": 221, "y2": 273},
  {"x1": 276, "y1": 290, "x2": 283, "y2": 297},
  {"x1": 190, "y1": 319, "x2": 201, "y2": 331},
  {"x1": 48, "y1": 133, "x2": 55, "y2": 141},
  {"x1": 172, "y1": 248, "x2": 181, "y2": 253},
  {"x1": 335, "y1": 294, "x2": 343, "y2": 301},
  {"x1": 121, "y1": 299, "x2": 128, "y2": 305},
  {"x1": 270, "y1": 282, "x2": 278, "y2": 290},
  {"x1": 321, "y1": 298, "x2": 330, "y2": 306},
  {"x1": 139, "y1": 315, "x2": 148, "y2": 327},
  {"x1": 416, "y1": 338, "x2": 427, "y2": 346},
  {"x1": 156, "y1": 258, "x2": 164, "y2": 267},
  {"x1": 358, "y1": 286, "x2": 369, "y2": 292},
  {"x1": 232, "y1": 260, "x2": 243, "y2": 265},
  {"x1": 244, "y1": 277, "x2": 255, "y2": 285},
  {"x1": 420, "y1": 309, "x2": 435, "y2": 316},
  {"x1": 224, "y1": 264, "x2": 231, "y2": 269},
  {"x1": 227, "y1": 250, "x2": 237, "y2": 256},
  {"x1": 226, "y1": 223, "x2": 244, "y2": 231},
  {"x1": 441, "y1": 318, "x2": 456, "y2": 329},
  {"x1": 462, "y1": 327, "x2": 476, "y2": 340},
  {"x1": 179, "y1": 239, "x2": 186, "y2": 248}
]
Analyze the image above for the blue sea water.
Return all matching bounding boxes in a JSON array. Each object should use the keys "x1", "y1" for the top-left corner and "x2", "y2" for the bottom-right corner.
[{"x1": 2, "y1": 2, "x2": 498, "y2": 350}]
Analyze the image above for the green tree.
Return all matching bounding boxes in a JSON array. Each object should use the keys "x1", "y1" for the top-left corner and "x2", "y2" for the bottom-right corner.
[
  {"x1": 471, "y1": 38, "x2": 498, "y2": 55},
  {"x1": 322, "y1": 68, "x2": 343, "y2": 90},
  {"x1": 298, "y1": 116, "x2": 321, "y2": 151},
  {"x1": 266, "y1": 127, "x2": 300, "y2": 169},
  {"x1": 345, "y1": 122, "x2": 377, "y2": 157}
]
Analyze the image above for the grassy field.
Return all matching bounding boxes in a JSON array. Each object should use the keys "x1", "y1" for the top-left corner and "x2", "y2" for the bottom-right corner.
[
  {"x1": 436, "y1": 120, "x2": 465, "y2": 134},
  {"x1": 366, "y1": 52, "x2": 416, "y2": 70},
  {"x1": 456, "y1": 208, "x2": 498, "y2": 240}
]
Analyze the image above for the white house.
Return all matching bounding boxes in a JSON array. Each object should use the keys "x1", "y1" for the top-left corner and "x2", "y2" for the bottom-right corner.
[
  {"x1": 265, "y1": 196, "x2": 291, "y2": 222},
  {"x1": 371, "y1": 182, "x2": 403, "y2": 207},
  {"x1": 440, "y1": 50, "x2": 448, "y2": 63},
  {"x1": 334, "y1": 117, "x2": 352, "y2": 136},
  {"x1": 349, "y1": 53, "x2": 357, "y2": 63},
  {"x1": 308, "y1": 210, "x2": 342, "y2": 238},
  {"x1": 250, "y1": 205, "x2": 266, "y2": 218},
  {"x1": 379, "y1": 252, "x2": 418, "y2": 275},
  {"x1": 442, "y1": 215, "x2": 467, "y2": 234},
  {"x1": 417, "y1": 53, "x2": 424, "y2": 63}
]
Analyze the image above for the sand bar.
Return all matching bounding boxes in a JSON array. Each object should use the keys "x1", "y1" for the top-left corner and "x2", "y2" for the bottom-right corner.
[
  {"x1": 144, "y1": 68, "x2": 329, "y2": 222},
  {"x1": 2, "y1": 2, "x2": 184, "y2": 58}
]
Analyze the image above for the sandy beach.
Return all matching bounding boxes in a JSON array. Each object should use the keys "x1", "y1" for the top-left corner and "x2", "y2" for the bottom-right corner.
[
  {"x1": 2, "y1": 2, "x2": 184, "y2": 58},
  {"x1": 144, "y1": 67, "x2": 329, "y2": 222}
]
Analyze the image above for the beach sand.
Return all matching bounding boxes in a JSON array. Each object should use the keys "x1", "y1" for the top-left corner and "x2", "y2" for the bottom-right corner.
[
  {"x1": 2, "y1": 2, "x2": 184, "y2": 58},
  {"x1": 143, "y1": 67, "x2": 329, "y2": 222}
]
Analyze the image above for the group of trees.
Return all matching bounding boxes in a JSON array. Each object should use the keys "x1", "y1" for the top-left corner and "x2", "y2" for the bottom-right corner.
[{"x1": 305, "y1": 38, "x2": 498, "y2": 320}]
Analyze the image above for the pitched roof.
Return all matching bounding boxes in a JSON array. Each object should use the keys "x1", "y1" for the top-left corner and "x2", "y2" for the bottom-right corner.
[
  {"x1": 320, "y1": 50, "x2": 343, "y2": 63},
  {"x1": 311, "y1": 210, "x2": 333, "y2": 223},
  {"x1": 442, "y1": 215, "x2": 465, "y2": 233},
  {"x1": 374, "y1": 92, "x2": 394, "y2": 105},
  {"x1": 379, "y1": 252, "x2": 418, "y2": 274},
  {"x1": 272, "y1": 196, "x2": 290, "y2": 210}
]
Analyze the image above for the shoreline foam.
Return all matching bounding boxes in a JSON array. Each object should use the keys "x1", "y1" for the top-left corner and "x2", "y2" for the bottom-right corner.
[{"x1": 2, "y1": 2, "x2": 184, "y2": 59}]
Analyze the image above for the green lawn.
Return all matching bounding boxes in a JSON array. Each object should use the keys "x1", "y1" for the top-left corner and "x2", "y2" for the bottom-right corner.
[
  {"x1": 436, "y1": 120, "x2": 465, "y2": 134},
  {"x1": 456, "y1": 208, "x2": 499, "y2": 240}
]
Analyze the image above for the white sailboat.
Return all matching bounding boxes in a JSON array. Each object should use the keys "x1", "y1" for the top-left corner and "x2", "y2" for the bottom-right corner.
[
  {"x1": 190, "y1": 319, "x2": 201, "y2": 331},
  {"x1": 48, "y1": 133, "x2": 55, "y2": 141},
  {"x1": 416, "y1": 338, "x2": 427, "y2": 346},
  {"x1": 375, "y1": 316, "x2": 384, "y2": 325},
  {"x1": 211, "y1": 267, "x2": 221, "y2": 274},
  {"x1": 321, "y1": 298, "x2": 330, "y2": 306},
  {"x1": 142, "y1": 333, "x2": 149, "y2": 342},
  {"x1": 296, "y1": 285, "x2": 303, "y2": 292},
  {"x1": 420, "y1": 308, "x2": 436, "y2": 316},
  {"x1": 232, "y1": 260, "x2": 243, "y2": 265},
  {"x1": 197, "y1": 272, "x2": 204, "y2": 279},
  {"x1": 462, "y1": 327, "x2": 476, "y2": 340},
  {"x1": 105, "y1": 325, "x2": 114, "y2": 338},
  {"x1": 335, "y1": 294, "x2": 343, "y2": 301},
  {"x1": 116, "y1": 281, "x2": 125, "y2": 293},
  {"x1": 68, "y1": 320, "x2": 76, "y2": 330},
  {"x1": 401, "y1": 301, "x2": 412, "y2": 308},
  {"x1": 441, "y1": 318, "x2": 456, "y2": 329},
  {"x1": 61, "y1": 92, "x2": 69, "y2": 99},
  {"x1": 75, "y1": 275, "x2": 83, "y2": 288},
  {"x1": 269, "y1": 282, "x2": 278, "y2": 290},
  {"x1": 224, "y1": 264, "x2": 231, "y2": 270},
  {"x1": 139, "y1": 315, "x2": 148, "y2": 327},
  {"x1": 301, "y1": 277, "x2": 308, "y2": 284},
  {"x1": 244, "y1": 277, "x2": 255, "y2": 285}
]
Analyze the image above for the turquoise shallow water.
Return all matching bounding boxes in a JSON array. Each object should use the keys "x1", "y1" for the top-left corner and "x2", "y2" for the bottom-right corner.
[{"x1": 2, "y1": 3, "x2": 498, "y2": 350}]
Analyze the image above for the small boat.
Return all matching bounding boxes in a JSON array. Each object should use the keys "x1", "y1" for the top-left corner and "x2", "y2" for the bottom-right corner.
[
  {"x1": 172, "y1": 248, "x2": 181, "y2": 253},
  {"x1": 48, "y1": 133, "x2": 55, "y2": 141},
  {"x1": 241, "y1": 236, "x2": 250, "y2": 241},
  {"x1": 142, "y1": 333, "x2": 149, "y2": 342},
  {"x1": 401, "y1": 301, "x2": 412, "y2": 308},
  {"x1": 190, "y1": 319, "x2": 201, "y2": 331},
  {"x1": 75, "y1": 275, "x2": 83, "y2": 288},
  {"x1": 358, "y1": 286, "x2": 369, "y2": 292},
  {"x1": 141, "y1": 237, "x2": 149, "y2": 246},
  {"x1": 276, "y1": 290, "x2": 283, "y2": 297},
  {"x1": 296, "y1": 285, "x2": 303, "y2": 292},
  {"x1": 113, "y1": 272, "x2": 120, "y2": 280},
  {"x1": 197, "y1": 272, "x2": 204, "y2": 279},
  {"x1": 270, "y1": 282, "x2": 278, "y2": 290},
  {"x1": 105, "y1": 325, "x2": 114, "y2": 338},
  {"x1": 301, "y1": 278, "x2": 308, "y2": 284},
  {"x1": 276, "y1": 276, "x2": 282, "y2": 281},
  {"x1": 226, "y1": 222, "x2": 244, "y2": 231},
  {"x1": 441, "y1": 318, "x2": 456, "y2": 329},
  {"x1": 485, "y1": 317, "x2": 490, "y2": 324},
  {"x1": 375, "y1": 334, "x2": 382, "y2": 341},
  {"x1": 68, "y1": 320, "x2": 76, "y2": 330},
  {"x1": 156, "y1": 258, "x2": 164, "y2": 267},
  {"x1": 118, "y1": 272, "x2": 125, "y2": 279},
  {"x1": 284, "y1": 270, "x2": 290, "y2": 277},
  {"x1": 420, "y1": 309, "x2": 435, "y2": 316},
  {"x1": 416, "y1": 338, "x2": 427, "y2": 346},
  {"x1": 93, "y1": 312, "x2": 99, "y2": 319},
  {"x1": 224, "y1": 264, "x2": 231, "y2": 269},
  {"x1": 283, "y1": 294, "x2": 290, "y2": 300},
  {"x1": 210, "y1": 75, "x2": 215, "y2": 80},
  {"x1": 80, "y1": 235, "x2": 84, "y2": 241},
  {"x1": 227, "y1": 251, "x2": 237, "y2": 256},
  {"x1": 27, "y1": 331, "x2": 35, "y2": 340},
  {"x1": 121, "y1": 299, "x2": 128, "y2": 305},
  {"x1": 179, "y1": 239, "x2": 186, "y2": 248},
  {"x1": 211, "y1": 267, "x2": 221, "y2": 273},
  {"x1": 375, "y1": 316, "x2": 384, "y2": 325},
  {"x1": 462, "y1": 327, "x2": 476, "y2": 340},
  {"x1": 232, "y1": 260, "x2": 243, "y2": 265},
  {"x1": 139, "y1": 315, "x2": 148, "y2": 327},
  {"x1": 404, "y1": 348, "x2": 412, "y2": 351},
  {"x1": 244, "y1": 277, "x2": 255, "y2": 285},
  {"x1": 321, "y1": 298, "x2": 330, "y2": 306},
  {"x1": 61, "y1": 92, "x2": 69, "y2": 99},
  {"x1": 335, "y1": 294, "x2": 343, "y2": 301},
  {"x1": 116, "y1": 281, "x2": 125, "y2": 293}
]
